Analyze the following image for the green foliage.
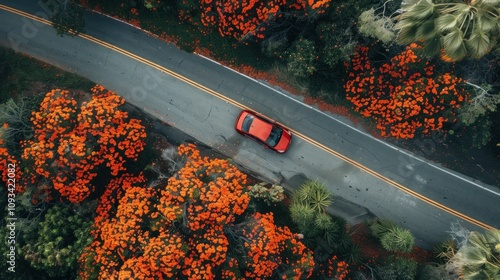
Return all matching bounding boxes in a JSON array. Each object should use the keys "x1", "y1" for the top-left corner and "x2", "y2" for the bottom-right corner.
[
  {"x1": 416, "y1": 264, "x2": 449, "y2": 280},
  {"x1": 368, "y1": 218, "x2": 397, "y2": 238},
  {"x1": 0, "y1": 46, "x2": 94, "y2": 95},
  {"x1": 21, "y1": 204, "x2": 93, "y2": 278},
  {"x1": 369, "y1": 218, "x2": 415, "y2": 253},
  {"x1": 42, "y1": 0, "x2": 85, "y2": 36},
  {"x1": 287, "y1": 39, "x2": 317, "y2": 78},
  {"x1": 395, "y1": 0, "x2": 500, "y2": 61},
  {"x1": 316, "y1": 22, "x2": 356, "y2": 69},
  {"x1": 457, "y1": 229, "x2": 500, "y2": 279},
  {"x1": 343, "y1": 245, "x2": 362, "y2": 265},
  {"x1": 464, "y1": 117, "x2": 493, "y2": 149},
  {"x1": 289, "y1": 180, "x2": 355, "y2": 263},
  {"x1": 457, "y1": 83, "x2": 499, "y2": 148},
  {"x1": 293, "y1": 180, "x2": 333, "y2": 214},
  {"x1": 290, "y1": 202, "x2": 315, "y2": 228},
  {"x1": 379, "y1": 227, "x2": 415, "y2": 253},
  {"x1": 433, "y1": 239, "x2": 458, "y2": 263},
  {"x1": 459, "y1": 83, "x2": 500, "y2": 126},
  {"x1": 248, "y1": 182, "x2": 285, "y2": 205},
  {"x1": 261, "y1": 35, "x2": 290, "y2": 58},
  {"x1": 0, "y1": 98, "x2": 34, "y2": 149},
  {"x1": 377, "y1": 256, "x2": 418, "y2": 280},
  {"x1": 315, "y1": 212, "x2": 336, "y2": 230},
  {"x1": 358, "y1": 8, "x2": 396, "y2": 45}
]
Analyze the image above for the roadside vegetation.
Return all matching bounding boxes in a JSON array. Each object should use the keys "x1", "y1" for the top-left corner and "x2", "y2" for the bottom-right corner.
[
  {"x1": 1, "y1": 48, "x2": 499, "y2": 279},
  {"x1": 51, "y1": 0, "x2": 499, "y2": 186}
]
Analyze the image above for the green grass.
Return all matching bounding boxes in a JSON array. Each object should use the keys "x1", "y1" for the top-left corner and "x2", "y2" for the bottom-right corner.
[{"x1": 0, "y1": 46, "x2": 94, "y2": 103}]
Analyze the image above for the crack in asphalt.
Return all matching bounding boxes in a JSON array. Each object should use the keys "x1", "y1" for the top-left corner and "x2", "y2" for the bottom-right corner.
[
  {"x1": 177, "y1": 57, "x2": 186, "y2": 71},
  {"x1": 203, "y1": 106, "x2": 217, "y2": 134},
  {"x1": 203, "y1": 105, "x2": 214, "y2": 122},
  {"x1": 338, "y1": 134, "x2": 383, "y2": 164},
  {"x1": 292, "y1": 116, "x2": 308, "y2": 123},
  {"x1": 104, "y1": 54, "x2": 109, "y2": 69},
  {"x1": 213, "y1": 67, "x2": 223, "y2": 90},
  {"x1": 273, "y1": 171, "x2": 285, "y2": 185}
]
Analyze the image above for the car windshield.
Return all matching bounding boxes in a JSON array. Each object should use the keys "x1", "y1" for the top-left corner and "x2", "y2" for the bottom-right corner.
[
  {"x1": 241, "y1": 114, "x2": 254, "y2": 132},
  {"x1": 265, "y1": 126, "x2": 283, "y2": 147}
]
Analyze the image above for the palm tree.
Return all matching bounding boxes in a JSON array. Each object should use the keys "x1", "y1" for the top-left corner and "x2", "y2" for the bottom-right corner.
[
  {"x1": 289, "y1": 202, "x2": 315, "y2": 228},
  {"x1": 380, "y1": 226, "x2": 416, "y2": 253},
  {"x1": 395, "y1": 0, "x2": 500, "y2": 61},
  {"x1": 368, "y1": 218, "x2": 397, "y2": 238},
  {"x1": 458, "y1": 229, "x2": 500, "y2": 279},
  {"x1": 293, "y1": 180, "x2": 333, "y2": 214}
]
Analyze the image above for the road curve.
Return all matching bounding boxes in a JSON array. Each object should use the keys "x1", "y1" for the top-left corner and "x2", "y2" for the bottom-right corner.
[{"x1": 0, "y1": 0, "x2": 498, "y2": 248}]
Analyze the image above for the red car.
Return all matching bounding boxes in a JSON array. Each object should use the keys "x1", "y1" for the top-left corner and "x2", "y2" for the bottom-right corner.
[{"x1": 235, "y1": 110, "x2": 292, "y2": 153}]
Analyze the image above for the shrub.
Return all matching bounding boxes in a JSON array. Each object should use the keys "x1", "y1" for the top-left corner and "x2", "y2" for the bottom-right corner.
[
  {"x1": 377, "y1": 256, "x2": 418, "y2": 280},
  {"x1": 248, "y1": 182, "x2": 285, "y2": 205},
  {"x1": 369, "y1": 218, "x2": 415, "y2": 253},
  {"x1": 379, "y1": 227, "x2": 415, "y2": 253},
  {"x1": 287, "y1": 39, "x2": 317, "y2": 78},
  {"x1": 293, "y1": 180, "x2": 333, "y2": 214},
  {"x1": 368, "y1": 218, "x2": 397, "y2": 238},
  {"x1": 21, "y1": 204, "x2": 92, "y2": 278}
]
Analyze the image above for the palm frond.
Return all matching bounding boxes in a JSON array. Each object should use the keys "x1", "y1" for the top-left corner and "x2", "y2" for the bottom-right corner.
[
  {"x1": 408, "y1": 0, "x2": 436, "y2": 20},
  {"x1": 466, "y1": 30, "x2": 491, "y2": 58},
  {"x1": 442, "y1": 28, "x2": 468, "y2": 60},
  {"x1": 436, "y1": 14, "x2": 458, "y2": 33}
]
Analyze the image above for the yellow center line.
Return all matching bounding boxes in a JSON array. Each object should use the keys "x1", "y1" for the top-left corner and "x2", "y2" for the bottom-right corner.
[{"x1": 1, "y1": 4, "x2": 495, "y2": 231}]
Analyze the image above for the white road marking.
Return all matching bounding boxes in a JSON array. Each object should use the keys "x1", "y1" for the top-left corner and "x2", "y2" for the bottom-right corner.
[{"x1": 196, "y1": 55, "x2": 500, "y2": 197}]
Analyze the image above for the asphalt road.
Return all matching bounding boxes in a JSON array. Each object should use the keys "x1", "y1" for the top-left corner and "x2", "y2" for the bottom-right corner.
[{"x1": 1, "y1": 0, "x2": 499, "y2": 248}]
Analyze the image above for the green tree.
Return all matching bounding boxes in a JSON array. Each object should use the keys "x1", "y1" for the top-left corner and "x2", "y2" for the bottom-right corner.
[
  {"x1": 395, "y1": 0, "x2": 500, "y2": 61},
  {"x1": 293, "y1": 180, "x2": 333, "y2": 214},
  {"x1": 287, "y1": 39, "x2": 317, "y2": 78},
  {"x1": 456, "y1": 82, "x2": 499, "y2": 148},
  {"x1": 380, "y1": 226, "x2": 415, "y2": 253},
  {"x1": 43, "y1": 0, "x2": 85, "y2": 36},
  {"x1": 21, "y1": 204, "x2": 93, "y2": 278},
  {"x1": 456, "y1": 229, "x2": 500, "y2": 279},
  {"x1": 288, "y1": 180, "x2": 358, "y2": 265},
  {"x1": 358, "y1": 8, "x2": 396, "y2": 45},
  {"x1": 316, "y1": 22, "x2": 356, "y2": 68},
  {"x1": 377, "y1": 256, "x2": 418, "y2": 280},
  {"x1": 417, "y1": 264, "x2": 450, "y2": 280},
  {"x1": 459, "y1": 83, "x2": 500, "y2": 125},
  {"x1": 0, "y1": 98, "x2": 33, "y2": 148},
  {"x1": 368, "y1": 218, "x2": 415, "y2": 253}
]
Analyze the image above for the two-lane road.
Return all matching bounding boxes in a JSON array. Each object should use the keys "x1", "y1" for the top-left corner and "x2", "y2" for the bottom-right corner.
[{"x1": 1, "y1": 0, "x2": 498, "y2": 248}]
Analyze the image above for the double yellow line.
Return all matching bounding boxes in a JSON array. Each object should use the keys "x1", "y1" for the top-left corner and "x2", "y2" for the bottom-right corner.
[{"x1": 1, "y1": 4, "x2": 495, "y2": 230}]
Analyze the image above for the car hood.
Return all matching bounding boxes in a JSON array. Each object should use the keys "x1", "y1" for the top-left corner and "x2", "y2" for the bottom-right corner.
[{"x1": 274, "y1": 129, "x2": 291, "y2": 153}]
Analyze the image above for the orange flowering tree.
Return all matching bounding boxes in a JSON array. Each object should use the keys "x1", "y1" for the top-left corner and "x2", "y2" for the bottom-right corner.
[
  {"x1": 345, "y1": 44, "x2": 469, "y2": 139},
  {"x1": 200, "y1": 0, "x2": 331, "y2": 40},
  {"x1": 80, "y1": 144, "x2": 314, "y2": 279},
  {"x1": 0, "y1": 136, "x2": 22, "y2": 191},
  {"x1": 21, "y1": 85, "x2": 146, "y2": 203},
  {"x1": 233, "y1": 212, "x2": 315, "y2": 279}
]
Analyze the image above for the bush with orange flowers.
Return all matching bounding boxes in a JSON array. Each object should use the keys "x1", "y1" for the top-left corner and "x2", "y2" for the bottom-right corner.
[
  {"x1": 0, "y1": 136, "x2": 22, "y2": 191},
  {"x1": 79, "y1": 144, "x2": 314, "y2": 279},
  {"x1": 345, "y1": 44, "x2": 469, "y2": 139},
  {"x1": 199, "y1": 0, "x2": 331, "y2": 40},
  {"x1": 236, "y1": 212, "x2": 315, "y2": 279},
  {"x1": 20, "y1": 85, "x2": 146, "y2": 203},
  {"x1": 315, "y1": 255, "x2": 350, "y2": 280}
]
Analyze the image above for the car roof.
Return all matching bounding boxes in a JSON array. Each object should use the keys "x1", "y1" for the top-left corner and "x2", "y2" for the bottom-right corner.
[{"x1": 248, "y1": 115, "x2": 272, "y2": 142}]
